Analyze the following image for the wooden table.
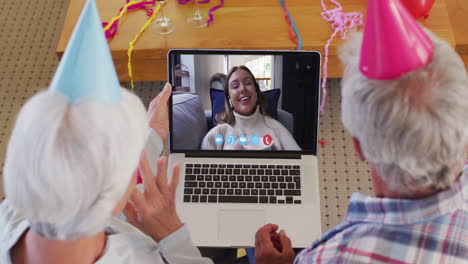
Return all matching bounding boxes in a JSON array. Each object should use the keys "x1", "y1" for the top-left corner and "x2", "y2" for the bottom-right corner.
[
  {"x1": 446, "y1": 0, "x2": 468, "y2": 69},
  {"x1": 57, "y1": 0, "x2": 461, "y2": 82}
]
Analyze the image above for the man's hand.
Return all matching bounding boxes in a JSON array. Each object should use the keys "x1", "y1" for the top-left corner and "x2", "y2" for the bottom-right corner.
[
  {"x1": 148, "y1": 82, "x2": 172, "y2": 142},
  {"x1": 123, "y1": 154, "x2": 182, "y2": 242},
  {"x1": 255, "y1": 224, "x2": 295, "y2": 264}
]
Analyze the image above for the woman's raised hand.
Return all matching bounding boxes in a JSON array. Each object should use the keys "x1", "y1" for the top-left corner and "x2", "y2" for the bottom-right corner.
[{"x1": 124, "y1": 154, "x2": 182, "y2": 242}]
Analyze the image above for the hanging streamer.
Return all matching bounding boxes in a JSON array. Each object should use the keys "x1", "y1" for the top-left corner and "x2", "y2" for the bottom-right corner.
[
  {"x1": 103, "y1": 0, "x2": 156, "y2": 40},
  {"x1": 128, "y1": 2, "x2": 162, "y2": 91},
  {"x1": 319, "y1": 0, "x2": 363, "y2": 113},
  {"x1": 278, "y1": 0, "x2": 302, "y2": 50}
]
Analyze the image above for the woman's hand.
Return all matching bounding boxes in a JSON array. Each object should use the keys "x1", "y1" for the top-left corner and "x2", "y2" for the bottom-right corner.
[
  {"x1": 123, "y1": 154, "x2": 182, "y2": 242},
  {"x1": 148, "y1": 82, "x2": 172, "y2": 142}
]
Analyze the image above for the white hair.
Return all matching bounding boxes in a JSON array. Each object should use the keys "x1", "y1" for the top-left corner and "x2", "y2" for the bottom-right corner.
[
  {"x1": 340, "y1": 30, "x2": 468, "y2": 194},
  {"x1": 4, "y1": 88, "x2": 148, "y2": 240}
]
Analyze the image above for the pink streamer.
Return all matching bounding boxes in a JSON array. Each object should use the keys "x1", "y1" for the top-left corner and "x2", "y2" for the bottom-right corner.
[
  {"x1": 178, "y1": 0, "x2": 210, "y2": 4},
  {"x1": 136, "y1": 169, "x2": 143, "y2": 184},
  {"x1": 319, "y1": 0, "x2": 363, "y2": 113},
  {"x1": 103, "y1": 0, "x2": 156, "y2": 40},
  {"x1": 318, "y1": 140, "x2": 329, "y2": 146},
  {"x1": 207, "y1": 0, "x2": 224, "y2": 25},
  {"x1": 178, "y1": 0, "x2": 223, "y2": 25}
]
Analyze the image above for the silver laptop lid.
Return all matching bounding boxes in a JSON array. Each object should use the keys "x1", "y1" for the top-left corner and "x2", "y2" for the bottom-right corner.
[{"x1": 168, "y1": 49, "x2": 321, "y2": 159}]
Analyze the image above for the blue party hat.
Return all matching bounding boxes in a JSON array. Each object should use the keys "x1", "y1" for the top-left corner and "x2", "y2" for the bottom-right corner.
[{"x1": 49, "y1": 0, "x2": 121, "y2": 103}]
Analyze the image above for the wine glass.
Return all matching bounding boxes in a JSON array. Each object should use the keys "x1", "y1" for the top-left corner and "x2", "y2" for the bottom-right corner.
[
  {"x1": 152, "y1": 0, "x2": 176, "y2": 34},
  {"x1": 186, "y1": 0, "x2": 208, "y2": 28}
]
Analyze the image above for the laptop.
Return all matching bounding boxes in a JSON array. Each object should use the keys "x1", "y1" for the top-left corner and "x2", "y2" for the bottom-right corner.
[{"x1": 167, "y1": 49, "x2": 322, "y2": 248}]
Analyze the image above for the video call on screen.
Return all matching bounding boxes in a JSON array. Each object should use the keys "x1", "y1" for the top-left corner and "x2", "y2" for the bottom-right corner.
[{"x1": 169, "y1": 52, "x2": 320, "y2": 153}]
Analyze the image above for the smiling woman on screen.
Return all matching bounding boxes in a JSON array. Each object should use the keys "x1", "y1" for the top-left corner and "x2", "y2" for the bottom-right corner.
[{"x1": 201, "y1": 66, "x2": 300, "y2": 151}]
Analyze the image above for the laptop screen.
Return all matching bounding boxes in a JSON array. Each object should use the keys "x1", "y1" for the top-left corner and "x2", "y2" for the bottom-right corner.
[{"x1": 168, "y1": 50, "x2": 321, "y2": 156}]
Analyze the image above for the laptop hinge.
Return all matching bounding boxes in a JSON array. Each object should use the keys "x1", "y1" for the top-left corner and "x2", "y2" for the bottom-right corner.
[{"x1": 184, "y1": 152, "x2": 302, "y2": 159}]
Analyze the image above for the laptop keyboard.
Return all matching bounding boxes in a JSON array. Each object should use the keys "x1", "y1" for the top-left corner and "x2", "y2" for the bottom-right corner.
[{"x1": 183, "y1": 163, "x2": 302, "y2": 204}]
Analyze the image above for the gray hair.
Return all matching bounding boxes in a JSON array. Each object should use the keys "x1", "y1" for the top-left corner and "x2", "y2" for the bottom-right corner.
[
  {"x1": 4, "y1": 88, "x2": 148, "y2": 240},
  {"x1": 340, "y1": 30, "x2": 468, "y2": 194}
]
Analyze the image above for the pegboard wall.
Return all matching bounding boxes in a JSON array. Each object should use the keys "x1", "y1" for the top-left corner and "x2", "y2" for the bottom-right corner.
[
  {"x1": 0, "y1": 0, "x2": 372, "y2": 233},
  {"x1": 317, "y1": 79, "x2": 373, "y2": 231},
  {"x1": 0, "y1": 0, "x2": 72, "y2": 202}
]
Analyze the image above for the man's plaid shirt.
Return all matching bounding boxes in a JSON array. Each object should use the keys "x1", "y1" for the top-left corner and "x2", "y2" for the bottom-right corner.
[{"x1": 295, "y1": 166, "x2": 468, "y2": 263}]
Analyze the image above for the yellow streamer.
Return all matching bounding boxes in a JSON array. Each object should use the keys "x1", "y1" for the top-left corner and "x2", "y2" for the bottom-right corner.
[
  {"x1": 128, "y1": 2, "x2": 161, "y2": 91},
  {"x1": 103, "y1": 1, "x2": 138, "y2": 33},
  {"x1": 237, "y1": 248, "x2": 247, "y2": 258}
]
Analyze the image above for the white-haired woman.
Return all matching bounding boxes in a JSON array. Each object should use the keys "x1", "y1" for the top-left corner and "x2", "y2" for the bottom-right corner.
[{"x1": 0, "y1": 84, "x2": 213, "y2": 264}]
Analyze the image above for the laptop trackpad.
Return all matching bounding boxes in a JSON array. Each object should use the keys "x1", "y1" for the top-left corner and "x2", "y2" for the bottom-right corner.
[{"x1": 218, "y1": 210, "x2": 266, "y2": 242}]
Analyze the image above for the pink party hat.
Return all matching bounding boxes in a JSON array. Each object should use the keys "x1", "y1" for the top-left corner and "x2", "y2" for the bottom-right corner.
[{"x1": 359, "y1": 0, "x2": 434, "y2": 80}]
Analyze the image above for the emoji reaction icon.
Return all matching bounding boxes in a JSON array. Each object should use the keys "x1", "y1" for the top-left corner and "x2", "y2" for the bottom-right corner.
[
  {"x1": 250, "y1": 134, "x2": 260, "y2": 146},
  {"x1": 239, "y1": 135, "x2": 248, "y2": 146},
  {"x1": 263, "y1": 134, "x2": 273, "y2": 146},
  {"x1": 214, "y1": 134, "x2": 224, "y2": 146},
  {"x1": 226, "y1": 134, "x2": 236, "y2": 146}
]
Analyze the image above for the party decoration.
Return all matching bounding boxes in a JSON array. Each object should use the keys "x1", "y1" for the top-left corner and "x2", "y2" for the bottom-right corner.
[
  {"x1": 178, "y1": 0, "x2": 210, "y2": 4},
  {"x1": 50, "y1": 0, "x2": 121, "y2": 104},
  {"x1": 128, "y1": 2, "x2": 162, "y2": 91},
  {"x1": 320, "y1": 0, "x2": 363, "y2": 113},
  {"x1": 137, "y1": 169, "x2": 143, "y2": 184},
  {"x1": 318, "y1": 140, "x2": 329, "y2": 146},
  {"x1": 360, "y1": 0, "x2": 434, "y2": 80},
  {"x1": 177, "y1": 0, "x2": 301, "y2": 38},
  {"x1": 207, "y1": 0, "x2": 224, "y2": 25},
  {"x1": 177, "y1": 0, "x2": 223, "y2": 26},
  {"x1": 399, "y1": 0, "x2": 435, "y2": 19},
  {"x1": 103, "y1": 1, "x2": 136, "y2": 38},
  {"x1": 278, "y1": 0, "x2": 302, "y2": 50},
  {"x1": 103, "y1": 0, "x2": 156, "y2": 40}
]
